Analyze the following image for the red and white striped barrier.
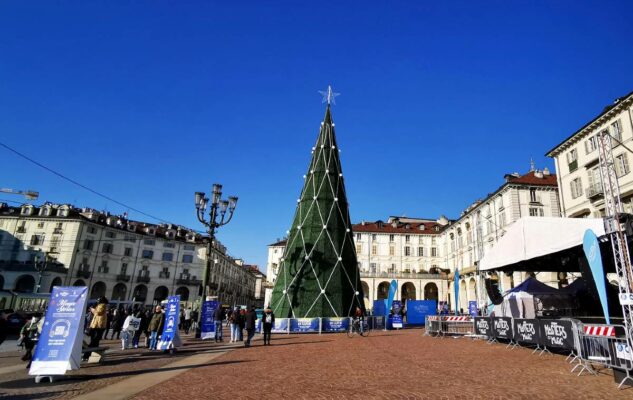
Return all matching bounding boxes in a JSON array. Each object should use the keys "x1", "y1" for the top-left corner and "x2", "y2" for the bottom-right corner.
[
  {"x1": 583, "y1": 325, "x2": 615, "y2": 337},
  {"x1": 427, "y1": 316, "x2": 440, "y2": 321},
  {"x1": 443, "y1": 316, "x2": 471, "y2": 322}
]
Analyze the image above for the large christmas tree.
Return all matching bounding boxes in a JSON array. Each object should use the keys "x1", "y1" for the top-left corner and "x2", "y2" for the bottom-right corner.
[{"x1": 270, "y1": 96, "x2": 364, "y2": 318}]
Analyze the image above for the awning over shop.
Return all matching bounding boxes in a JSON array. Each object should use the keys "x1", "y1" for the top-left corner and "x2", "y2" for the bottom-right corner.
[{"x1": 479, "y1": 217, "x2": 606, "y2": 272}]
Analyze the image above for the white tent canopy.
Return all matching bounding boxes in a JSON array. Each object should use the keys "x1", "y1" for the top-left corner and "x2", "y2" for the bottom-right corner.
[{"x1": 479, "y1": 217, "x2": 606, "y2": 272}]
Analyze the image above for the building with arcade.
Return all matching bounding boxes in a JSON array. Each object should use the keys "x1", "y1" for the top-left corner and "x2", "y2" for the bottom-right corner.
[{"x1": 0, "y1": 202, "x2": 258, "y2": 310}]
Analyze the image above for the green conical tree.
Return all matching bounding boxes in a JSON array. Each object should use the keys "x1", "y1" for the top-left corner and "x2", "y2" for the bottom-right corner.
[{"x1": 270, "y1": 105, "x2": 365, "y2": 318}]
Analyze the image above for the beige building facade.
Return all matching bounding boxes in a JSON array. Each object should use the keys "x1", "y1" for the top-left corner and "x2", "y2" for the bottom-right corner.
[{"x1": 0, "y1": 202, "x2": 257, "y2": 308}]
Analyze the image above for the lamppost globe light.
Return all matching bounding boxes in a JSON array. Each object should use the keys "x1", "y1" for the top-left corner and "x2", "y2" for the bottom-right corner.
[
  {"x1": 195, "y1": 192, "x2": 205, "y2": 208},
  {"x1": 219, "y1": 200, "x2": 229, "y2": 213},
  {"x1": 228, "y1": 196, "x2": 238, "y2": 210},
  {"x1": 212, "y1": 184, "x2": 222, "y2": 203}
]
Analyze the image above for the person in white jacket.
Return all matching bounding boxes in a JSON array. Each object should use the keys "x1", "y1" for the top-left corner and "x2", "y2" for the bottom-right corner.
[{"x1": 121, "y1": 311, "x2": 141, "y2": 350}]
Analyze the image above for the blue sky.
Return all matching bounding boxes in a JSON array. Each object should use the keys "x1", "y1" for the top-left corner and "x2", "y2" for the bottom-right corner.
[{"x1": 1, "y1": 2, "x2": 632, "y2": 271}]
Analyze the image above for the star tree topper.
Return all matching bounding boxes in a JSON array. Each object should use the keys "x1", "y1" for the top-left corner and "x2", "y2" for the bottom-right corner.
[{"x1": 318, "y1": 85, "x2": 340, "y2": 105}]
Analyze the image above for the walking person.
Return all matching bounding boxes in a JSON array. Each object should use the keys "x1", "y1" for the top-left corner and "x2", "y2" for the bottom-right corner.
[
  {"x1": 184, "y1": 307, "x2": 192, "y2": 334},
  {"x1": 238, "y1": 309, "x2": 245, "y2": 341},
  {"x1": 262, "y1": 306, "x2": 275, "y2": 346},
  {"x1": 213, "y1": 306, "x2": 225, "y2": 342},
  {"x1": 110, "y1": 309, "x2": 123, "y2": 340},
  {"x1": 83, "y1": 296, "x2": 108, "y2": 361},
  {"x1": 143, "y1": 309, "x2": 152, "y2": 348},
  {"x1": 103, "y1": 308, "x2": 113, "y2": 339},
  {"x1": 0, "y1": 310, "x2": 8, "y2": 347},
  {"x1": 229, "y1": 307, "x2": 240, "y2": 343},
  {"x1": 20, "y1": 314, "x2": 42, "y2": 368},
  {"x1": 244, "y1": 307, "x2": 257, "y2": 347},
  {"x1": 132, "y1": 310, "x2": 146, "y2": 349},
  {"x1": 148, "y1": 305, "x2": 165, "y2": 350},
  {"x1": 121, "y1": 311, "x2": 141, "y2": 350}
]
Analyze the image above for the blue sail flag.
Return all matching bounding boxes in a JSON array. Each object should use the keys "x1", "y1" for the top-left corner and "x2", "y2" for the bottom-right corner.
[
  {"x1": 454, "y1": 269, "x2": 460, "y2": 314},
  {"x1": 386, "y1": 279, "x2": 398, "y2": 311},
  {"x1": 582, "y1": 229, "x2": 610, "y2": 324}
]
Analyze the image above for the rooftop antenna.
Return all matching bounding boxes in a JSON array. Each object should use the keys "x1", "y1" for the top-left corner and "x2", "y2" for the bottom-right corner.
[{"x1": 530, "y1": 158, "x2": 536, "y2": 172}]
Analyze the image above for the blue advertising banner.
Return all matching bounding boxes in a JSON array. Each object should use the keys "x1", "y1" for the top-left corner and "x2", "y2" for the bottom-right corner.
[
  {"x1": 290, "y1": 318, "x2": 320, "y2": 332},
  {"x1": 200, "y1": 300, "x2": 218, "y2": 340},
  {"x1": 391, "y1": 300, "x2": 403, "y2": 329},
  {"x1": 406, "y1": 300, "x2": 437, "y2": 325},
  {"x1": 322, "y1": 317, "x2": 350, "y2": 332},
  {"x1": 158, "y1": 295, "x2": 181, "y2": 350},
  {"x1": 29, "y1": 286, "x2": 88, "y2": 376},
  {"x1": 468, "y1": 301, "x2": 478, "y2": 317},
  {"x1": 373, "y1": 299, "x2": 388, "y2": 317},
  {"x1": 454, "y1": 269, "x2": 460, "y2": 314},
  {"x1": 583, "y1": 229, "x2": 610, "y2": 324},
  {"x1": 271, "y1": 318, "x2": 289, "y2": 333}
]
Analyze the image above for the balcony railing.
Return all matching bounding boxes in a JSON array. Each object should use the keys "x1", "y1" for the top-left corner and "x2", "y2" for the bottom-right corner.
[
  {"x1": 159, "y1": 271, "x2": 171, "y2": 279},
  {"x1": 586, "y1": 183, "x2": 604, "y2": 199},
  {"x1": 76, "y1": 269, "x2": 91, "y2": 279},
  {"x1": 97, "y1": 266, "x2": 109, "y2": 274},
  {"x1": 116, "y1": 274, "x2": 131, "y2": 282},
  {"x1": 16, "y1": 226, "x2": 26, "y2": 233},
  {"x1": 359, "y1": 271, "x2": 443, "y2": 280},
  {"x1": 53, "y1": 228, "x2": 63, "y2": 234},
  {"x1": 137, "y1": 273, "x2": 150, "y2": 283},
  {"x1": 177, "y1": 275, "x2": 202, "y2": 286}
]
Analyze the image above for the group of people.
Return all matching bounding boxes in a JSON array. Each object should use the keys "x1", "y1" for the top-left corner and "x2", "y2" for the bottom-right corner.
[
  {"x1": 11, "y1": 299, "x2": 278, "y2": 368},
  {"x1": 212, "y1": 306, "x2": 275, "y2": 346},
  {"x1": 83, "y1": 297, "x2": 170, "y2": 360}
]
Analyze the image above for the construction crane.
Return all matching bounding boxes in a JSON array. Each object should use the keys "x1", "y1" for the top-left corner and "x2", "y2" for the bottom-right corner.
[
  {"x1": 596, "y1": 130, "x2": 633, "y2": 350},
  {"x1": 0, "y1": 188, "x2": 39, "y2": 200}
]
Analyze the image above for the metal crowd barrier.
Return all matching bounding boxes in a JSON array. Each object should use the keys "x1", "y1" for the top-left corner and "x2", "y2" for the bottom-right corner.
[
  {"x1": 425, "y1": 315, "x2": 441, "y2": 336},
  {"x1": 424, "y1": 315, "x2": 474, "y2": 337},
  {"x1": 572, "y1": 322, "x2": 633, "y2": 388},
  {"x1": 439, "y1": 316, "x2": 474, "y2": 337}
]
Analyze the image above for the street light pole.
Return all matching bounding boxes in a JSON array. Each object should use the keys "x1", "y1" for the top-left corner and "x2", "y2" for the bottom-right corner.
[
  {"x1": 34, "y1": 252, "x2": 49, "y2": 294},
  {"x1": 194, "y1": 183, "x2": 238, "y2": 338}
]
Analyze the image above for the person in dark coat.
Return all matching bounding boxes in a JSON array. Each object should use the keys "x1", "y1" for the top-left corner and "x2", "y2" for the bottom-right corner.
[
  {"x1": 0, "y1": 310, "x2": 8, "y2": 346},
  {"x1": 148, "y1": 306, "x2": 165, "y2": 350},
  {"x1": 110, "y1": 308, "x2": 125, "y2": 340},
  {"x1": 143, "y1": 309, "x2": 152, "y2": 348},
  {"x1": 238, "y1": 309, "x2": 245, "y2": 341},
  {"x1": 244, "y1": 307, "x2": 257, "y2": 347},
  {"x1": 213, "y1": 306, "x2": 225, "y2": 342},
  {"x1": 262, "y1": 306, "x2": 275, "y2": 346}
]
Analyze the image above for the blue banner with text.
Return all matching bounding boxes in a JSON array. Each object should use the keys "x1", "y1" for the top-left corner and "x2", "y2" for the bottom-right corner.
[
  {"x1": 406, "y1": 300, "x2": 437, "y2": 325},
  {"x1": 322, "y1": 317, "x2": 350, "y2": 332},
  {"x1": 29, "y1": 286, "x2": 88, "y2": 376},
  {"x1": 201, "y1": 300, "x2": 218, "y2": 340},
  {"x1": 290, "y1": 318, "x2": 320, "y2": 332},
  {"x1": 271, "y1": 318, "x2": 289, "y2": 333},
  {"x1": 158, "y1": 295, "x2": 181, "y2": 350}
]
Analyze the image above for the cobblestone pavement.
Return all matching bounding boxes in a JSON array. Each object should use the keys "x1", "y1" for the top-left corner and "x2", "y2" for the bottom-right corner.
[
  {"x1": 0, "y1": 330, "x2": 231, "y2": 400},
  {"x1": 135, "y1": 329, "x2": 632, "y2": 400}
]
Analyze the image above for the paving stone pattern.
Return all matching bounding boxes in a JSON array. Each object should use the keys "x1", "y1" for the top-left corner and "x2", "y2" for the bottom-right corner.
[
  {"x1": 136, "y1": 329, "x2": 632, "y2": 400},
  {"x1": 0, "y1": 333, "x2": 224, "y2": 400}
]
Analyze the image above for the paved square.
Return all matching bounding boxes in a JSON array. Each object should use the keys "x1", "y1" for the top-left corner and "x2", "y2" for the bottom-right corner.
[
  {"x1": 135, "y1": 329, "x2": 629, "y2": 400},
  {"x1": 0, "y1": 328, "x2": 630, "y2": 399}
]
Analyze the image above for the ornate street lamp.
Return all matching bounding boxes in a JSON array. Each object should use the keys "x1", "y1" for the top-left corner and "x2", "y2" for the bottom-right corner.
[
  {"x1": 194, "y1": 183, "x2": 238, "y2": 337},
  {"x1": 33, "y1": 250, "x2": 57, "y2": 294}
]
